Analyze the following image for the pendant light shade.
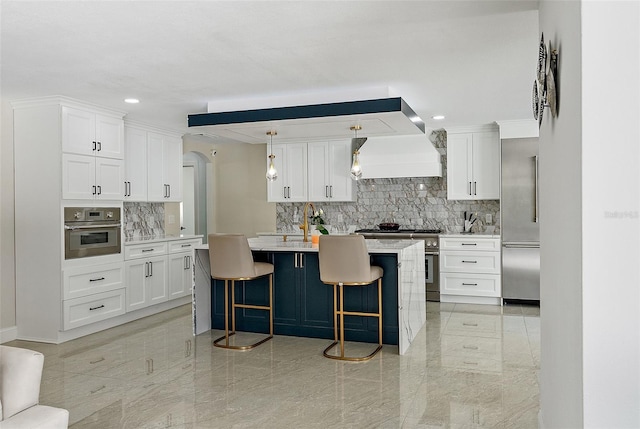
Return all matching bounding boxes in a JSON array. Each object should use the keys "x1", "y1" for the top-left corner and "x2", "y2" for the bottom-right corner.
[
  {"x1": 350, "y1": 125, "x2": 363, "y2": 181},
  {"x1": 266, "y1": 130, "x2": 278, "y2": 181}
]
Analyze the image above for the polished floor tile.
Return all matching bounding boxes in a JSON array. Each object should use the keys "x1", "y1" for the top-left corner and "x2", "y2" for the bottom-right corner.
[{"x1": 7, "y1": 302, "x2": 540, "y2": 428}]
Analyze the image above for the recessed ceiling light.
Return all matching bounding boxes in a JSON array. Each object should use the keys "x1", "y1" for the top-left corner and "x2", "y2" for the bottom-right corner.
[
  {"x1": 124, "y1": 98, "x2": 140, "y2": 104},
  {"x1": 432, "y1": 115, "x2": 445, "y2": 120}
]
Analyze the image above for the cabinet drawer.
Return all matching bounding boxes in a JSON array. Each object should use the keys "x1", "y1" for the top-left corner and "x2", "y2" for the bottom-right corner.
[
  {"x1": 168, "y1": 239, "x2": 201, "y2": 254},
  {"x1": 440, "y1": 237, "x2": 500, "y2": 251},
  {"x1": 63, "y1": 262, "x2": 124, "y2": 300},
  {"x1": 124, "y1": 242, "x2": 167, "y2": 259},
  {"x1": 441, "y1": 272, "x2": 501, "y2": 297},
  {"x1": 440, "y1": 251, "x2": 500, "y2": 274},
  {"x1": 63, "y1": 289, "x2": 126, "y2": 330}
]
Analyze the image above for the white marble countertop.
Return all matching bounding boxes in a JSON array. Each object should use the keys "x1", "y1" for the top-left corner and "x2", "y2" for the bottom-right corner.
[
  {"x1": 195, "y1": 237, "x2": 422, "y2": 254},
  {"x1": 248, "y1": 237, "x2": 421, "y2": 254},
  {"x1": 440, "y1": 233, "x2": 501, "y2": 239},
  {"x1": 124, "y1": 234, "x2": 203, "y2": 245}
]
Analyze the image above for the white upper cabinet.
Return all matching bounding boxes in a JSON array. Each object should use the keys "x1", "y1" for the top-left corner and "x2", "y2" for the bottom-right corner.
[
  {"x1": 446, "y1": 126, "x2": 500, "y2": 200},
  {"x1": 147, "y1": 132, "x2": 183, "y2": 202},
  {"x1": 62, "y1": 154, "x2": 123, "y2": 200},
  {"x1": 125, "y1": 124, "x2": 183, "y2": 202},
  {"x1": 123, "y1": 126, "x2": 148, "y2": 201},
  {"x1": 62, "y1": 106, "x2": 124, "y2": 159},
  {"x1": 307, "y1": 140, "x2": 354, "y2": 202},
  {"x1": 267, "y1": 143, "x2": 308, "y2": 202}
]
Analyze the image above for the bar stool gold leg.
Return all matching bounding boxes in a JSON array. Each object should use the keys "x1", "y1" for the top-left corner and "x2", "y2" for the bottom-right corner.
[{"x1": 378, "y1": 278, "x2": 383, "y2": 347}]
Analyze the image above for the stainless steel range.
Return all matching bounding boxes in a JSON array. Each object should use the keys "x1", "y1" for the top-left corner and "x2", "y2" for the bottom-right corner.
[{"x1": 355, "y1": 229, "x2": 441, "y2": 302}]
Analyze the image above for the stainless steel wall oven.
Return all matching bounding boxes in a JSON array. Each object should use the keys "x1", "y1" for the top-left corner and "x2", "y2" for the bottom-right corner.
[{"x1": 64, "y1": 207, "x2": 121, "y2": 259}]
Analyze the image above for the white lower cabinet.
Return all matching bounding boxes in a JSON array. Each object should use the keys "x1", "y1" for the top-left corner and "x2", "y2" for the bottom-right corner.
[
  {"x1": 63, "y1": 289, "x2": 126, "y2": 330},
  {"x1": 440, "y1": 236, "x2": 501, "y2": 305},
  {"x1": 167, "y1": 238, "x2": 200, "y2": 299},
  {"x1": 125, "y1": 237, "x2": 201, "y2": 311},
  {"x1": 125, "y1": 255, "x2": 168, "y2": 312}
]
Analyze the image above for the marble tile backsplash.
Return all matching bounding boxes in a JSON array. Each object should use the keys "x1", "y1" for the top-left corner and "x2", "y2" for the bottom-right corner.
[
  {"x1": 123, "y1": 202, "x2": 165, "y2": 240},
  {"x1": 275, "y1": 130, "x2": 500, "y2": 234}
]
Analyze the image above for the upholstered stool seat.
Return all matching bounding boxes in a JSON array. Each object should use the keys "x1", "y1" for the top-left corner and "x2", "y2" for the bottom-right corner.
[
  {"x1": 208, "y1": 234, "x2": 274, "y2": 350},
  {"x1": 318, "y1": 235, "x2": 384, "y2": 362}
]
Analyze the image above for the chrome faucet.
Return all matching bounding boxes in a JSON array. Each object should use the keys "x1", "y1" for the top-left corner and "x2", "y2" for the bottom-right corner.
[{"x1": 299, "y1": 202, "x2": 316, "y2": 242}]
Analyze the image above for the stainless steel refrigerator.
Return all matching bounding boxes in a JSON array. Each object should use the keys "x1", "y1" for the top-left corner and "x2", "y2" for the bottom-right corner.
[{"x1": 501, "y1": 138, "x2": 540, "y2": 302}]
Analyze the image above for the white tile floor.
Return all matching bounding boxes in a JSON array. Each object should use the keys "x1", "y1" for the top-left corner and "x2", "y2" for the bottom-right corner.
[{"x1": 7, "y1": 301, "x2": 540, "y2": 428}]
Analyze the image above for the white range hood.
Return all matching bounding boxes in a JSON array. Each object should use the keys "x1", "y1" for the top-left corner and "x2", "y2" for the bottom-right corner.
[{"x1": 358, "y1": 134, "x2": 442, "y2": 178}]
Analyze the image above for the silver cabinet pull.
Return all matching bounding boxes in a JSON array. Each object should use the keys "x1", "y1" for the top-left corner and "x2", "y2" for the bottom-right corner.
[
  {"x1": 92, "y1": 141, "x2": 97, "y2": 151},
  {"x1": 462, "y1": 282, "x2": 478, "y2": 286},
  {"x1": 463, "y1": 322, "x2": 478, "y2": 327},
  {"x1": 89, "y1": 304, "x2": 105, "y2": 311},
  {"x1": 461, "y1": 243, "x2": 477, "y2": 246},
  {"x1": 293, "y1": 253, "x2": 298, "y2": 268},
  {"x1": 149, "y1": 261, "x2": 153, "y2": 277},
  {"x1": 463, "y1": 345, "x2": 479, "y2": 350},
  {"x1": 97, "y1": 185, "x2": 101, "y2": 195},
  {"x1": 462, "y1": 260, "x2": 478, "y2": 263},
  {"x1": 89, "y1": 357, "x2": 105, "y2": 364},
  {"x1": 97, "y1": 141, "x2": 102, "y2": 151},
  {"x1": 89, "y1": 277, "x2": 105, "y2": 282},
  {"x1": 325, "y1": 186, "x2": 329, "y2": 198},
  {"x1": 330, "y1": 186, "x2": 333, "y2": 198},
  {"x1": 468, "y1": 182, "x2": 472, "y2": 195},
  {"x1": 181, "y1": 244, "x2": 191, "y2": 248},
  {"x1": 90, "y1": 385, "x2": 106, "y2": 394},
  {"x1": 92, "y1": 185, "x2": 97, "y2": 195},
  {"x1": 167, "y1": 184, "x2": 171, "y2": 198},
  {"x1": 473, "y1": 181, "x2": 477, "y2": 195},
  {"x1": 142, "y1": 248, "x2": 154, "y2": 253},
  {"x1": 299, "y1": 253, "x2": 304, "y2": 268}
]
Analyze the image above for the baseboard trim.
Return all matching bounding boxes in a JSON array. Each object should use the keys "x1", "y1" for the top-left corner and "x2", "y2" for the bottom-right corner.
[{"x1": 0, "y1": 325, "x2": 18, "y2": 344}]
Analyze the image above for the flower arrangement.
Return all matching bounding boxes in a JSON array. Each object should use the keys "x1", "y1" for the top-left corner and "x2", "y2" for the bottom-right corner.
[{"x1": 310, "y1": 209, "x2": 329, "y2": 235}]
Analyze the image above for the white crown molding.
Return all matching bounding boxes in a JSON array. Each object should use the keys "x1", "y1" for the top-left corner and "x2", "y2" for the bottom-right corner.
[{"x1": 495, "y1": 119, "x2": 539, "y2": 139}]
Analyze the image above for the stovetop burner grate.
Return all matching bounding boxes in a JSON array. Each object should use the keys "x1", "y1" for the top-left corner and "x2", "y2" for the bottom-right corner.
[{"x1": 355, "y1": 228, "x2": 442, "y2": 234}]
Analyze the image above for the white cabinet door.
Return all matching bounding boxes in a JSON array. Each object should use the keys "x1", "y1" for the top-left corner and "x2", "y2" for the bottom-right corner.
[
  {"x1": 146, "y1": 132, "x2": 166, "y2": 201},
  {"x1": 446, "y1": 133, "x2": 473, "y2": 200},
  {"x1": 62, "y1": 106, "x2": 96, "y2": 156},
  {"x1": 163, "y1": 136, "x2": 183, "y2": 202},
  {"x1": 327, "y1": 140, "x2": 354, "y2": 201},
  {"x1": 146, "y1": 132, "x2": 182, "y2": 202},
  {"x1": 471, "y1": 131, "x2": 500, "y2": 199},
  {"x1": 124, "y1": 126, "x2": 148, "y2": 201},
  {"x1": 125, "y1": 256, "x2": 167, "y2": 311},
  {"x1": 95, "y1": 158, "x2": 123, "y2": 200},
  {"x1": 168, "y1": 252, "x2": 192, "y2": 299},
  {"x1": 146, "y1": 256, "x2": 168, "y2": 305},
  {"x1": 125, "y1": 259, "x2": 147, "y2": 312},
  {"x1": 285, "y1": 143, "x2": 308, "y2": 202},
  {"x1": 95, "y1": 115, "x2": 124, "y2": 159},
  {"x1": 307, "y1": 142, "x2": 330, "y2": 201},
  {"x1": 62, "y1": 153, "x2": 95, "y2": 200},
  {"x1": 267, "y1": 145, "x2": 287, "y2": 202},
  {"x1": 267, "y1": 143, "x2": 307, "y2": 202}
]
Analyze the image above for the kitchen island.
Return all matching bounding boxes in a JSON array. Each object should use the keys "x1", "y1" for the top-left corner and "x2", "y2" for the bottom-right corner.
[{"x1": 192, "y1": 237, "x2": 425, "y2": 355}]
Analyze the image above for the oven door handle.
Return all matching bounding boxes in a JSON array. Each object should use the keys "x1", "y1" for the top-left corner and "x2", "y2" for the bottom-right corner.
[
  {"x1": 65, "y1": 223, "x2": 121, "y2": 230},
  {"x1": 425, "y1": 251, "x2": 439, "y2": 256}
]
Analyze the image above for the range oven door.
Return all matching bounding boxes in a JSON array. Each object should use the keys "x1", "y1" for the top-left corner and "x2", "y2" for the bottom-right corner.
[
  {"x1": 65, "y1": 224, "x2": 121, "y2": 259},
  {"x1": 425, "y1": 252, "x2": 440, "y2": 302}
]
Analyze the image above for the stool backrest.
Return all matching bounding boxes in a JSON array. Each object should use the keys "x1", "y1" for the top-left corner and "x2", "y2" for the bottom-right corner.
[
  {"x1": 318, "y1": 235, "x2": 371, "y2": 283},
  {"x1": 208, "y1": 234, "x2": 256, "y2": 279}
]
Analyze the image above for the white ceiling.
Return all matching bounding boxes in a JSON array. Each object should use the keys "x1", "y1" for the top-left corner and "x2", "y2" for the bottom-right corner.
[{"x1": 1, "y1": 1, "x2": 539, "y2": 142}]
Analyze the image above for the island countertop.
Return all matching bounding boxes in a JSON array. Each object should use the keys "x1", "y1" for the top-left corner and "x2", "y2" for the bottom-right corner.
[{"x1": 234, "y1": 236, "x2": 422, "y2": 254}]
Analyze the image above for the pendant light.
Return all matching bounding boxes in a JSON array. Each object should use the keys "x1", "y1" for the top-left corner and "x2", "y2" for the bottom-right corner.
[
  {"x1": 266, "y1": 130, "x2": 278, "y2": 181},
  {"x1": 350, "y1": 125, "x2": 364, "y2": 181}
]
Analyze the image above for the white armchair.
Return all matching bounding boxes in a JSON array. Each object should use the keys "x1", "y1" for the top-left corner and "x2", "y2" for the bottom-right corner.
[{"x1": 0, "y1": 345, "x2": 69, "y2": 428}]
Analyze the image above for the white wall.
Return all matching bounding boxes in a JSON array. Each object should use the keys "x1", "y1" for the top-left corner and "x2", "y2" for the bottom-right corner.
[
  {"x1": 539, "y1": 1, "x2": 640, "y2": 427},
  {"x1": 581, "y1": 1, "x2": 639, "y2": 426},
  {"x1": 0, "y1": 99, "x2": 16, "y2": 336}
]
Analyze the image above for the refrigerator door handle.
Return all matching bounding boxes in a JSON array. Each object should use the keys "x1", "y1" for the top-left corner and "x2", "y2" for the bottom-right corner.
[
  {"x1": 534, "y1": 155, "x2": 539, "y2": 223},
  {"x1": 503, "y1": 242, "x2": 540, "y2": 248}
]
